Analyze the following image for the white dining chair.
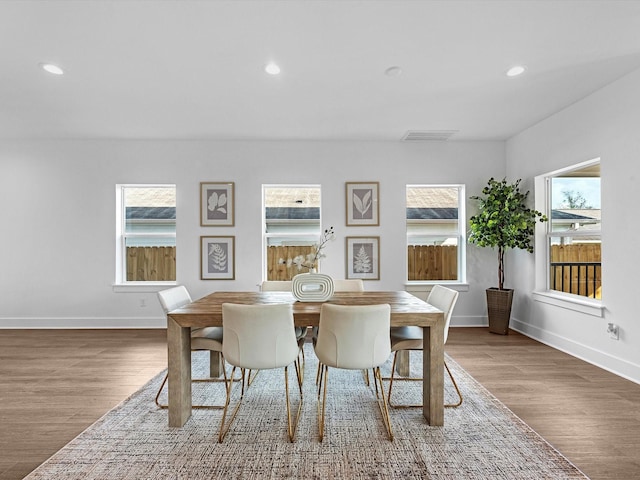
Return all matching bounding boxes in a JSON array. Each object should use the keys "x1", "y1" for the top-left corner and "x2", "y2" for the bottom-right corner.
[
  {"x1": 260, "y1": 280, "x2": 293, "y2": 292},
  {"x1": 332, "y1": 278, "x2": 365, "y2": 292},
  {"x1": 260, "y1": 280, "x2": 306, "y2": 382},
  {"x1": 314, "y1": 303, "x2": 393, "y2": 442},
  {"x1": 218, "y1": 303, "x2": 303, "y2": 443},
  {"x1": 155, "y1": 286, "x2": 229, "y2": 409},
  {"x1": 311, "y1": 278, "x2": 364, "y2": 347},
  {"x1": 311, "y1": 278, "x2": 366, "y2": 384},
  {"x1": 387, "y1": 284, "x2": 462, "y2": 408}
]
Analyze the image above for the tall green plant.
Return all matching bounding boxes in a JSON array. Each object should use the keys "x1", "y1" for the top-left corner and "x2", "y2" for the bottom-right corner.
[{"x1": 469, "y1": 178, "x2": 547, "y2": 290}]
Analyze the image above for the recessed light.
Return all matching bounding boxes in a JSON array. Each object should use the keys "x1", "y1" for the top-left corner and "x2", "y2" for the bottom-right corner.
[
  {"x1": 39, "y1": 63, "x2": 64, "y2": 75},
  {"x1": 385, "y1": 66, "x2": 402, "y2": 77},
  {"x1": 506, "y1": 65, "x2": 526, "y2": 77},
  {"x1": 264, "y1": 63, "x2": 281, "y2": 75}
]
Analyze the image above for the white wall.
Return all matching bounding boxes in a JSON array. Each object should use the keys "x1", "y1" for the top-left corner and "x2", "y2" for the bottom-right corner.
[
  {"x1": 506, "y1": 67, "x2": 640, "y2": 384},
  {"x1": 0, "y1": 140, "x2": 503, "y2": 329}
]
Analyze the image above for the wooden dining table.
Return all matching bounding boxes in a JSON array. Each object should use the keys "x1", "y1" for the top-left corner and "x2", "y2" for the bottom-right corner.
[{"x1": 166, "y1": 290, "x2": 445, "y2": 427}]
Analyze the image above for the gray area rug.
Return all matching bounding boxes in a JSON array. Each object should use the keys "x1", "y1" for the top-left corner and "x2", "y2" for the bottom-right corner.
[{"x1": 26, "y1": 344, "x2": 588, "y2": 479}]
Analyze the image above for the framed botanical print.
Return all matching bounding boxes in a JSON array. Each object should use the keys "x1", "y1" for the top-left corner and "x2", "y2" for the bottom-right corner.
[
  {"x1": 201, "y1": 236, "x2": 235, "y2": 280},
  {"x1": 346, "y1": 236, "x2": 380, "y2": 280},
  {"x1": 346, "y1": 181, "x2": 379, "y2": 226},
  {"x1": 201, "y1": 182, "x2": 234, "y2": 226}
]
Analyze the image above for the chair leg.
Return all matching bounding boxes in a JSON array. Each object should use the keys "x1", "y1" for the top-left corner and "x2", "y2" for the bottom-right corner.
[
  {"x1": 317, "y1": 364, "x2": 328, "y2": 442},
  {"x1": 317, "y1": 365, "x2": 393, "y2": 442},
  {"x1": 284, "y1": 365, "x2": 303, "y2": 442},
  {"x1": 293, "y1": 358, "x2": 303, "y2": 395},
  {"x1": 387, "y1": 351, "x2": 463, "y2": 409},
  {"x1": 294, "y1": 356, "x2": 304, "y2": 390},
  {"x1": 218, "y1": 367, "x2": 247, "y2": 443},
  {"x1": 298, "y1": 340, "x2": 306, "y2": 370},
  {"x1": 154, "y1": 373, "x2": 169, "y2": 408},
  {"x1": 316, "y1": 357, "x2": 329, "y2": 387},
  {"x1": 373, "y1": 367, "x2": 394, "y2": 441},
  {"x1": 155, "y1": 355, "x2": 233, "y2": 410},
  {"x1": 247, "y1": 369, "x2": 260, "y2": 386},
  {"x1": 315, "y1": 361, "x2": 322, "y2": 386},
  {"x1": 386, "y1": 350, "x2": 423, "y2": 409},
  {"x1": 444, "y1": 360, "x2": 463, "y2": 408},
  {"x1": 362, "y1": 369, "x2": 370, "y2": 386},
  {"x1": 316, "y1": 361, "x2": 327, "y2": 397},
  {"x1": 219, "y1": 364, "x2": 303, "y2": 443},
  {"x1": 295, "y1": 342, "x2": 305, "y2": 386},
  {"x1": 387, "y1": 350, "x2": 424, "y2": 409}
]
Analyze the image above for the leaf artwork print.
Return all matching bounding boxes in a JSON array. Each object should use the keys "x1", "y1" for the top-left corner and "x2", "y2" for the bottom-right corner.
[
  {"x1": 353, "y1": 244, "x2": 372, "y2": 273},
  {"x1": 352, "y1": 189, "x2": 372, "y2": 219},
  {"x1": 208, "y1": 243, "x2": 228, "y2": 273},
  {"x1": 207, "y1": 189, "x2": 228, "y2": 220}
]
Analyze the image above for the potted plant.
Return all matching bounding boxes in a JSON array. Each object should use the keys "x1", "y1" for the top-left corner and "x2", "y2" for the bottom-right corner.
[{"x1": 469, "y1": 178, "x2": 547, "y2": 334}]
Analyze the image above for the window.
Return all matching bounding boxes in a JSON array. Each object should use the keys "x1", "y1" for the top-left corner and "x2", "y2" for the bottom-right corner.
[
  {"x1": 406, "y1": 185, "x2": 465, "y2": 282},
  {"x1": 263, "y1": 185, "x2": 321, "y2": 281},
  {"x1": 545, "y1": 161, "x2": 601, "y2": 299},
  {"x1": 116, "y1": 185, "x2": 176, "y2": 284}
]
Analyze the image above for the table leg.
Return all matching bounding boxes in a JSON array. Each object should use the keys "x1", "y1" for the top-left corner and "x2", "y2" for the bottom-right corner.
[
  {"x1": 395, "y1": 350, "x2": 410, "y2": 376},
  {"x1": 423, "y1": 322, "x2": 444, "y2": 426},
  {"x1": 167, "y1": 316, "x2": 192, "y2": 427},
  {"x1": 209, "y1": 351, "x2": 223, "y2": 378}
]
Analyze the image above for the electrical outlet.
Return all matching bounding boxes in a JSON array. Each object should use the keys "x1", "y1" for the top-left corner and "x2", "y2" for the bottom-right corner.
[{"x1": 607, "y1": 323, "x2": 619, "y2": 340}]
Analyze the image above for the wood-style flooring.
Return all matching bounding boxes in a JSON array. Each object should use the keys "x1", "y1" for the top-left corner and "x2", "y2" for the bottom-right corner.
[
  {"x1": 445, "y1": 328, "x2": 640, "y2": 480},
  {"x1": 0, "y1": 329, "x2": 168, "y2": 480},
  {"x1": 0, "y1": 327, "x2": 638, "y2": 479}
]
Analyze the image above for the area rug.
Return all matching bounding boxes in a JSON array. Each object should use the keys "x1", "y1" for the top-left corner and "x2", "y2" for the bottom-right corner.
[{"x1": 25, "y1": 344, "x2": 588, "y2": 479}]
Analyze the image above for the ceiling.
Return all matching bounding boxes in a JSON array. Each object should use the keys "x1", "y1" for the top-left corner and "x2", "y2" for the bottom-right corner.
[{"x1": 2, "y1": 0, "x2": 640, "y2": 141}]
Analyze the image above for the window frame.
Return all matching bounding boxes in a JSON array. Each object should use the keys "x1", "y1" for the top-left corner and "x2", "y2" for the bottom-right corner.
[
  {"x1": 114, "y1": 184, "x2": 177, "y2": 288},
  {"x1": 262, "y1": 184, "x2": 322, "y2": 281},
  {"x1": 533, "y1": 159, "x2": 604, "y2": 317},
  {"x1": 405, "y1": 184, "x2": 467, "y2": 285}
]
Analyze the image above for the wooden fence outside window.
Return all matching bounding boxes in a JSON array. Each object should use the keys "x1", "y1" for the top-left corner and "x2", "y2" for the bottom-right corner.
[
  {"x1": 550, "y1": 243, "x2": 601, "y2": 298},
  {"x1": 266, "y1": 246, "x2": 317, "y2": 281},
  {"x1": 126, "y1": 246, "x2": 176, "y2": 281},
  {"x1": 127, "y1": 243, "x2": 602, "y2": 299},
  {"x1": 407, "y1": 245, "x2": 458, "y2": 281}
]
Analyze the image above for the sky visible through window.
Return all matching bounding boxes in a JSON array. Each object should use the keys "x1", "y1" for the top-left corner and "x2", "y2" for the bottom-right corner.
[{"x1": 551, "y1": 177, "x2": 600, "y2": 209}]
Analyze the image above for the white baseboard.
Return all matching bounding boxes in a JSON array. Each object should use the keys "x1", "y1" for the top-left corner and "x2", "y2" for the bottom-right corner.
[
  {"x1": 450, "y1": 315, "x2": 488, "y2": 328},
  {"x1": 0, "y1": 317, "x2": 166, "y2": 329},
  {"x1": 511, "y1": 317, "x2": 640, "y2": 386}
]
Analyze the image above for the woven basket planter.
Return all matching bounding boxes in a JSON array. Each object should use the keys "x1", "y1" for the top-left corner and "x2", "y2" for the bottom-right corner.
[{"x1": 486, "y1": 288, "x2": 514, "y2": 335}]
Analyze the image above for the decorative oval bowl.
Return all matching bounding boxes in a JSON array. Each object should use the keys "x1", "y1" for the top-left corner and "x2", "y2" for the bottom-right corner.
[{"x1": 292, "y1": 273, "x2": 335, "y2": 302}]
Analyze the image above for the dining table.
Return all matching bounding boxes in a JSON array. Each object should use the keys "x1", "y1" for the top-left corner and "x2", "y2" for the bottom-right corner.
[{"x1": 166, "y1": 290, "x2": 445, "y2": 427}]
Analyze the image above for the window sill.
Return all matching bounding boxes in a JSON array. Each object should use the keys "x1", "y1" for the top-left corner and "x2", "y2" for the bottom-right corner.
[
  {"x1": 113, "y1": 282, "x2": 177, "y2": 293},
  {"x1": 532, "y1": 290, "x2": 604, "y2": 317}
]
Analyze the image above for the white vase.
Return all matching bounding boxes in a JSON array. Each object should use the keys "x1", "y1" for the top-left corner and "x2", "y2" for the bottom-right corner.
[{"x1": 292, "y1": 272, "x2": 334, "y2": 302}]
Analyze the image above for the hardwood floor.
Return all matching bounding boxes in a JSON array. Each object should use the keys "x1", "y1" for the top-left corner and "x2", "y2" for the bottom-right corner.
[
  {"x1": 1, "y1": 327, "x2": 639, "y2": 479},
  {"x1": 0, "y1": 329, "x2": 168, "y2": 480},
  {"x1": 445, "y1": 328, "x2": 640, "y2": 480}
]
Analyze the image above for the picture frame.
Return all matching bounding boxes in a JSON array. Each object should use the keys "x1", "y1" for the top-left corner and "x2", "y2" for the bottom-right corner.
[
  {"x1": 201, "y1": 236, "x2": 235, "y2": 280},
  {"x1": 200, "y1": 182, "x2": 234, "y2": 226},
  {"x1": 346, "y1": 181, "x2": 379, "y2": 226},
  {"x1": 346, "y1": 236, "x2": 380, "y2": 280}
]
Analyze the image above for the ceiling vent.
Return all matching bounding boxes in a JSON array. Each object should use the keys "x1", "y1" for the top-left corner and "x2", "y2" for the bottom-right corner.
[{"x1": 402, "y1": 130, "x2": 459, "y2": 141}]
